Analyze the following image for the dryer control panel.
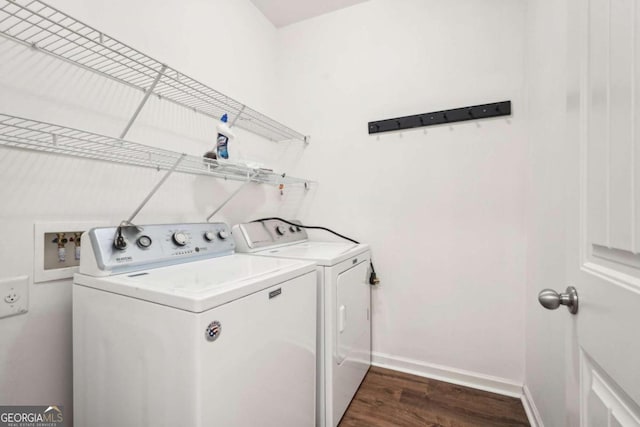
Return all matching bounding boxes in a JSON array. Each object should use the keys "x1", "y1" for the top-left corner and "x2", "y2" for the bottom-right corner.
[
  {"x1": 232, "y1": 220, "x2": 308, "y2": 253},
  {"x1": 80, "y1": 223, "x2": 235, "y2": 276}
]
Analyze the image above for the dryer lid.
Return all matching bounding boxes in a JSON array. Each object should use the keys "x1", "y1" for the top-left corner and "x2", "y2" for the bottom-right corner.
[{"x1": 254, "y1": 241, "x2": 369, "y2": 266}]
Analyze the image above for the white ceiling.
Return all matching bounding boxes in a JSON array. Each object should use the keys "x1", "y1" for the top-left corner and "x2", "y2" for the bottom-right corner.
[{"x1": 250, "y1": 0, "x2": 369, "y2": 28}]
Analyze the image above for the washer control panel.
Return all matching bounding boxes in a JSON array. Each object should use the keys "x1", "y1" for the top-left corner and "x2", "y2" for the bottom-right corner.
[
  {"x1": 232, "y1": 219, "x2": 308, "y2": 252},
  {"x1": 84, "y1": 222, "x2": 235, "y2": 275}
]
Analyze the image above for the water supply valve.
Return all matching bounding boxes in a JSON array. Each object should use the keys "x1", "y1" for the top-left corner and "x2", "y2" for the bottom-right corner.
[
  {"x1": 72, "y1": 232, "x2": 82, "y2": 260},
  {"x1": 52, "y1": 233, "x2": 68, "y2": 262}
]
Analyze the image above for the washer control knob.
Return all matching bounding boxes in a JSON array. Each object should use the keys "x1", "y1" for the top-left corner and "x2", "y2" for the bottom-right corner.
[
  {"x1": 218, "y1": 230, "x2": 230, "y2": 240},
  {"x1": 204, "y1": 231, "x2": 215, "y2": 242},
  {"x1": 205, "y1": 321, "x2": 222, "y2": 342},
  {"x1": 276, "y1": 225, "x2": 286, "y2": 235},
  {"x1": 296, "y1": 226, "x2": 301, "y2": 232},
  {"x1": 136, "y1": 235, "x2": 152, "y2": 249},
  {"x1": 172, "y1": 231, "x2": 188, "y2": 246},
  {"x1": 289, "y1": 226, "x2": 296, "y2": 233}
]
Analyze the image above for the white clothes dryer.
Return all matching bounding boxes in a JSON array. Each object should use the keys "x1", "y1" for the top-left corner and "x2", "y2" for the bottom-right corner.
[
  {"x1": 73, "y1": 222, "x2": 317, "y2": 427},
  {"x1": 233, "y1": 219, "x2": 372, "y2": 427}
]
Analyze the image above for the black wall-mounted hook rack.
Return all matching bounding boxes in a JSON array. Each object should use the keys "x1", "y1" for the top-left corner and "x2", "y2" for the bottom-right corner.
[{"x1": 368, "y1": 100, "x2": 511, "y2": 134}]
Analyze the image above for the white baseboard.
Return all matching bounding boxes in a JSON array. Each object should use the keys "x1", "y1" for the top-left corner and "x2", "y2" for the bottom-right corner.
[
  {"x1": 522, "y1": 385, "x2": 544, "y2": 427},
  {"x1": 372, "y1": 351, "x2": 524, "y2": 398},
  {"x1": 371, "y1": 352, "x2": 542, "y2": 427}
]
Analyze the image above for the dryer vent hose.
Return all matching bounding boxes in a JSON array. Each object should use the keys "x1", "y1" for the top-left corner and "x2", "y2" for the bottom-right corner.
[{"x1": 251, "y1": 217, "x2": 380, "y2": 285}]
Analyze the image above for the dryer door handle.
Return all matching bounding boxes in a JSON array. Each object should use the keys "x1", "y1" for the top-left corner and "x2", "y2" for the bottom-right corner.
[{"x1": 339, "y1": 305, "x2": 346, "y2": 333}]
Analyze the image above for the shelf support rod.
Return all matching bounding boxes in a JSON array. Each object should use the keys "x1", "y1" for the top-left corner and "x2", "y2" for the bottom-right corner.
[
  {"x1": 206, "y1": 170, "x2": 259, "y2": 222},
  {"x1": 119, "y1": 64, "x2": 168, "y2": 139},
  {"x1": 229, "y1": 105, "x2": 246, "y2": 128},
  {"x1": 122, "y1": 153, "x2": 186, "y2": 227}
]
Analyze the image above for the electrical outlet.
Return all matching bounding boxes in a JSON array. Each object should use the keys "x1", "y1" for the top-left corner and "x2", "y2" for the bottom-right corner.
[
  {"x1": 4, "y1": 292, "x2": 20, "y2": 303},
  {"x1": 0, "y1": 275, "x2": 29, "y2": 319}
]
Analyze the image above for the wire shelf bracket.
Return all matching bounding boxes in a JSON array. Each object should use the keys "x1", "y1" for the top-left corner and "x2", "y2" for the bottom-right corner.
[
  {"x1": 120, "y1": 64, "x2": 168, "y2": 139},
  {"x1": 206, "y1": 170, "x2": 259, "y2": 222},
  {"x1": 114, "y1": 153, "x2": 186, "y2": 247},
  {"x1": 123, "y1": 153, "x2": 186, "y2": 227},
  {"x1": 0, "y1": 0, "x2": 309, "y2": 143}
]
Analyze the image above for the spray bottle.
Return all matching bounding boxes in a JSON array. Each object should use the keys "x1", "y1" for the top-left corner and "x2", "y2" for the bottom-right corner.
[{"x1": 216, "y1": 113, "x2": 235, "y2": 160}]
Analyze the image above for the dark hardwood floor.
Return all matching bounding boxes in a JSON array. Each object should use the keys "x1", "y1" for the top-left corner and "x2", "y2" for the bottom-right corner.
[{"x1": 339, "y1": 367, "x2": 530, "y2": 427}]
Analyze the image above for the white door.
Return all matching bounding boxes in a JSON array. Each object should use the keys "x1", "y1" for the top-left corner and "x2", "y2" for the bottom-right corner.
[{"x1": 563, "y1": 0, "x2": 640, "y2": 424}]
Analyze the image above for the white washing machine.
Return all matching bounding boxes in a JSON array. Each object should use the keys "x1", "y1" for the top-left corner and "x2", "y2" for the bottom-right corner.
[
  {"x1": 232, "y1": 219, "x2": 372, "y2": 427},
  {"x1": 73, "y1": 222, "x2": 317, "y2": 427}
]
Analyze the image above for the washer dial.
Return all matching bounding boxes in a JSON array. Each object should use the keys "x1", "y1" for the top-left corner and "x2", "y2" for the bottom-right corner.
[
  {"x1": 204, "y1": 231, "x2": 215, "y2": 242},
  {"x1": 172, "y1": 231, "x2": 189, "y2": 246},
  {"x1": 136, "y1": 235, "x2": 152, "y2": 249},
  {"x1": 218, "y1": 230, "x2": 229, "y2": 240},
  {"x1": 276, "y1": 225, "x2": 286, "y2": 235}
]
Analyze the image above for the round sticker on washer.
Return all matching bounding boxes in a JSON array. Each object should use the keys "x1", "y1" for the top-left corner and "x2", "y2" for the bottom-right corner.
[{"x1": 205, "y1": 321, "x2": 222, "y2": 341}]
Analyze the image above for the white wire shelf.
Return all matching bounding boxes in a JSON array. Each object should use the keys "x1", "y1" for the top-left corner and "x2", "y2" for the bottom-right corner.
[
  {"x1": 0, "y1": 113, "x2": 312, "y2": 186},
  {"x1": 0, "y1": 0, "x2": 308, "y2": 143}
]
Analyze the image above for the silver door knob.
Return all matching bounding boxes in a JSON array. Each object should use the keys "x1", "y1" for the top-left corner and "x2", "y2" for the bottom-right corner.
[{"x1": 538, "y1": 286, "x2": 579, "y2": 314}]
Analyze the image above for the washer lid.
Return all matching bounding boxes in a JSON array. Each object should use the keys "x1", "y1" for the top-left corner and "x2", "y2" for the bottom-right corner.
[
  {"x1": 254, "y1": 242, "x2": 370, "y2": 266},
  {"x1": 73, "y1": 254, "x2": 316, "y2": 312}
]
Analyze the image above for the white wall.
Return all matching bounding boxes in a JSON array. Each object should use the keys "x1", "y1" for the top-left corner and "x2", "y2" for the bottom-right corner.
[
  {"x1": 523, "y1": 0, "x2": 570, "y2": 425},
  {"x1": 276, "y1": 0, "x2": 528, "y2": 386},
  {"x1": 0, "y1": 1, "x2": 311, "y2": 423},
  {"x1": 0, "y1": 0, "x2": 553, "y2": 421}
]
